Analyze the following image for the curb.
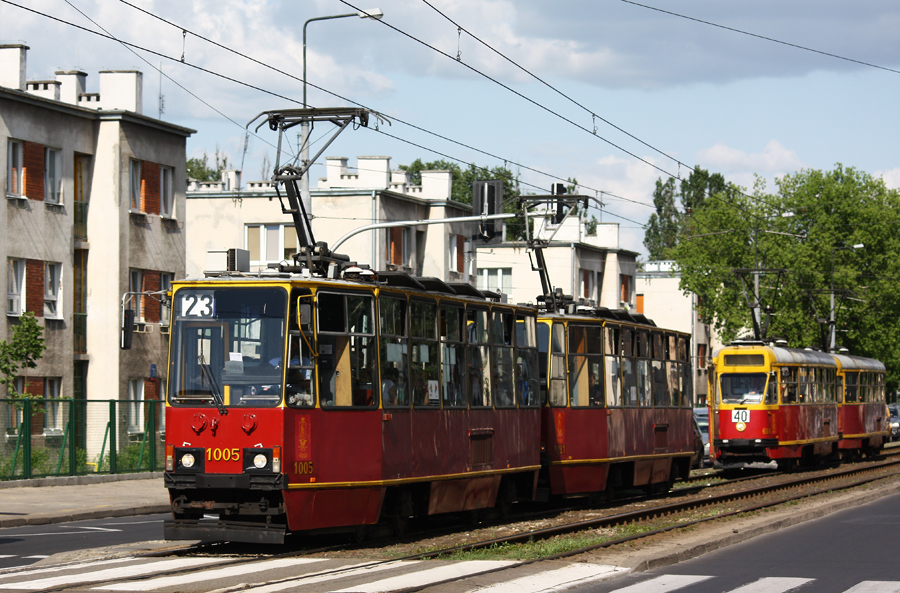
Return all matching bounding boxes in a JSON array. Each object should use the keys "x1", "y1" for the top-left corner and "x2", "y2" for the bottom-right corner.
[
  {"x1": 0, "y1": 505, "x2": 172, "y2": 529},
  {"x1": 0, "y1": 472, "x2": 165, "y2": 490},
  {"x1": 627, "y1": 479, "x2": 900, "y2": 572}
]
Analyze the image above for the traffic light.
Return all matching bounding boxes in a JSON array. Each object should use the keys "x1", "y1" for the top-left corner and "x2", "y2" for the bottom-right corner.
[{"x1": 472, "y1": 180, "x2": 504, "y2": 243}]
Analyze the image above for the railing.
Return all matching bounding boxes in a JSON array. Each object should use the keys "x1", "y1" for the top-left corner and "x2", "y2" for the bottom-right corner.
[{"x1": 0, "y1": 398, "x2": 165, "y2": 480}]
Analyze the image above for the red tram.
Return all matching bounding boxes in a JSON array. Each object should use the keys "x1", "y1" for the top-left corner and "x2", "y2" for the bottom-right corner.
[
  {"x1": 709, "y1": 341, "x2": 888, "y2": 470},
  {"x1": 159, "y1": 107, "x2": 696, "y2": 543}
]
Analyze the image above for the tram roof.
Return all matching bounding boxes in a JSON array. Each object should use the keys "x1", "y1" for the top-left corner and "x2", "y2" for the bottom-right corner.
[
  {"x1": 768, "y1": 346, "x2": 837, "y2": 366},
  {"x1": 831, "y1": 353, "x2": 886, "y2": 372}
]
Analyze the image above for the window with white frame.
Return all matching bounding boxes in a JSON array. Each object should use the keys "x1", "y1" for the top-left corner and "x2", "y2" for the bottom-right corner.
[
  {"x1": 44, "y1": 148, "x2": 61, "y2": 204},
  {"x1": 129, "y1": 269, "x2": 143, "y2": 321},
  {"x1": 129, "y1": 160, "x2": 142, "y2": 211},
  {"x1": 7, "y1": 140, "x2": 23, "y2": 197},
  {"x1": 620, "y1": 274, "x2": 635, "y2": 308},
  {"x1": 128, "y1": 379, "x2": 144, "y2": 433},
  {"x1": 160, "y1": 272, "x2": 173, "y2": 326},
  {"x1": 160, "y1": 166, "x2": 174, "y2": 218},
  {"x1": 44, "y1": 262, "x2": 62, "y2": 318},
  {"x1": 478, "y1": 267, "x2": 512, "y2": 295},
  {"x1": 246, "y1": 224, "x2": 296, "y2": 267},
  {"x1": 449, "y1": 234, "x2": 465, "y2": 273},
  {"x1": 386, "y1": 227, "x2": 409, "y2": 268},
  {"x1": 43, "y1": 378, "x2": 63, "y2": 433},
  {"x1": 7, "y1": 258, "x2": 24, "y2": 316}
]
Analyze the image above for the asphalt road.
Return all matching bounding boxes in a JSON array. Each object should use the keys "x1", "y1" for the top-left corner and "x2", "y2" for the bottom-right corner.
[
  {"x1": 582, "y1": 491, "x2": 900, "y2": 592},
  {"x1": 0, "y1": 513, "x2": 169, "y2": 569}
]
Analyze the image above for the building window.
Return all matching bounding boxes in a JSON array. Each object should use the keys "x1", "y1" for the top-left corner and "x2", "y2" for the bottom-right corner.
[
  {"x1": 636, "y1": 294, "x2": 645, "y2": 314},
  {"x1": 697, "y1": 344, "x2": 707, "y2": 370},
  {"x1": 7, "y1": 140, "x2": 23, "y2": 197},
  {"x1": 386, "y1": 227, "x2": 408, "y2": 268},
  {"x1": 246, "y1": 224, "x2": 296, "y2": 267},
  {"x1": 620, "y1": 274, "x2": 634, "y2": 308},
  {"x1": 44, "y1": 148, "x2": 61, "y2": 204},
  {"x1": 6, "y1": 378, "x2": 24, "y2": 429},
  {"x1": 128, "y1": 379, "x2": 144, "y2": 433},
  {"x1": 43, "y1": 378, "x2": 63, "y2": 434},
  {"x1": 478, "y1": 267, "x2": 512, "y2": 295},
  {"x1": 7, "y1": 258, "x2": 24, "y2": 316},
  {"x1": 43, "y1": 262, "x2": 62, "y2": 319},
  {"x1": 129, "y1": 160, "x2": 142, "y2": 211},
  {"x1": 160, "y1": 166, "x2": 174, "y2": 218},
  {"x1": 129, "y1": 269, "x2": 143, "y2": 321},
  {"x1": 449, "y1": 234, "x2": 465, "y2": 273},
  {"x1": 160, "y1": 272, "x2": 173, "y2": 326}
]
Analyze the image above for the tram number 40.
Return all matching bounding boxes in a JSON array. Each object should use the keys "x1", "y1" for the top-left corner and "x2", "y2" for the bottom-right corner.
[{"x1": 731, "y1": 409, "x2": 750, "y2": 424}]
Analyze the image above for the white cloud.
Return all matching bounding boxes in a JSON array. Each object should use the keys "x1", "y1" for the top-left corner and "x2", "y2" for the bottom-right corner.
[{"x1": 877, "y1": 168, "x2": 900, "y2": 190}]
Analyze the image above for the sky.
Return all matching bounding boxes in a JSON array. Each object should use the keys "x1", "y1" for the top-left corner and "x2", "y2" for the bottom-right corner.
[{"x1": 4, "y1": 0, "x2": 900, "y2": 257}]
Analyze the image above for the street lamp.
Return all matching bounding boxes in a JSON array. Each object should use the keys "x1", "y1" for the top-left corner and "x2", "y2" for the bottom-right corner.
[
  {"x1": 300, "y1": 9, "x2": 384, "y2": 213},
  {"x1": 829, "y1": 243, "x2": 864, "y2": 352}
]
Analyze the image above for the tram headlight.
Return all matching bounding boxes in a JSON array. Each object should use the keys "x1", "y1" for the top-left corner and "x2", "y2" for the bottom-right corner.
[
  {"x1": 253, "y1": 453, "x2": 268, "y2": 469},
  {"x1": 181, "y1": 453, "x2": 195, "y2": 469}
]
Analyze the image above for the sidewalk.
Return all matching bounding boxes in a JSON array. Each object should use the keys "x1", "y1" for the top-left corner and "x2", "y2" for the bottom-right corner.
[{"x1": 0, "y1": 473, "x2": 171, "y2": 528}]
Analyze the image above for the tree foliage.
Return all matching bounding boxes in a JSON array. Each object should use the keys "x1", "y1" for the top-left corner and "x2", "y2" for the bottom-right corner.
[
  {"x1": 670, "y1": 164, "x2": 900, "y2": 387},
  {"x1": 0, "y1": 312, "x2": 46, "y2": 397},
  {"x1": 186, "y1": 148, "x2": 230, "y2": 182},
  {"x1": 400, "y1": 159, "x2": 527, "y2": 238}
]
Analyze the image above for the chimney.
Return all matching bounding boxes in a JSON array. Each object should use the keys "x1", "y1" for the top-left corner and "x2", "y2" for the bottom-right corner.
[
  {"x1": 26, "y1": 80, "x2": 61, "y2": 101},
  {"x1": 98, "y1": 70, "x2": 143, "y2": 114},
  {"x1": 0, "y1": 44, "x2": 29, "y2": 91},
  {"x1": 222, "y1": 170, "x2": 242, "y2": 192},
  {"x1": 56, "y1": 70, "x2": 87, "y2": 106}
]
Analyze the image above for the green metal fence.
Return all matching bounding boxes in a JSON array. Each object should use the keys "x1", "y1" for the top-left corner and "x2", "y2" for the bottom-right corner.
[{"x1": 0, "y1": 398, "x2": 166, "y2": 480}]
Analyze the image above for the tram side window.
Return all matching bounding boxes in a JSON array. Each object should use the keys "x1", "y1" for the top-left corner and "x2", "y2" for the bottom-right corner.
[
  {"x1": 516, "y1": 314, "x2": 540, "y2": 407},
  {"x1": 797, "y1": 367, "x2": 809, "y2": 403},
  {"x1": 825, "y1": 369, "x2": 836, "y2": 403},
  {"x1": 808, "y1": 368, "x2": 820, "y2": 403},
  {"x1": 621, "y1": 328, "x2": 638, "y2": 407},
  {"x1": 781, "y1": 367, "x2": 797, "y2": 404},
  {"x1": 468, "y1": 308, "x2": 492, "y2": 408},
  {"x1": 492, "y1": 310, "x2": 516, "y2": 408},
  {"x1": 536, "y1": 322, "x2": 550, "y2": 406},
  {"x1": 859, "y1": 372, "x2": 869, "y2": 403},
  {"x1": 845, "y1": 372, "x2": 858, "y2": 403},
  {"x1": 605, "y1": 326, "x2": 623, "y2": 407},
  {"x1": 637, "y1": 331, "x2": 651, "y2": 407},
  {"x1": 549, "y1": 323, "x2": 567, "y2": 407},
  {"x1": 765, "y1": 372, "x2": 777, "y2": 405},
  {"x1": 440, "y1": 305, "x2": 467, "y2": 408},
  {"x1": 877, "y1": 373, "x2": 885, "y2": 402},
  {"x1": 651, "y1": 332, "x2": 667, "y2": 407},
  {"x1": 666, "y1": 334, "x2": 680, "y2": 408},
  {"x1": 678, "y1": 336, "x2": 693, "y2": 408},
  {"x1": 286, "y1": 291, "x2": 315, "y2": 408},
  {"x1": 380, "y1": 296, "x2": 409, "y2": 407},
  {"x1": 317, "y1": 292, "x2": 376, "y2": 408},
  {"x1": 410, "y1": 300, "x2": 439, "y2": 407},
  {"x1": 569, "y1": 325, "x2": 603, "y2": 408}
]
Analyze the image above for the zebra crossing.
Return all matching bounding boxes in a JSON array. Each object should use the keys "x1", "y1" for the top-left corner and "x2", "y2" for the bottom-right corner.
[{"x1": 0, "y1": 555, "x2": 897, "y2": 593}]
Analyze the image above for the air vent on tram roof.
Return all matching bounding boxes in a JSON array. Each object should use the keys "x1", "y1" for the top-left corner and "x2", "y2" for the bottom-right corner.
[
  {"x1": 447, "y1": 283, "x2": 486, "y2": 299},
  {"x1": 377, "y1": 271, "x2": 427, "y2": 290},
  {"x1": 416, "y1": 277, "x2": 457, "y2": 295}
]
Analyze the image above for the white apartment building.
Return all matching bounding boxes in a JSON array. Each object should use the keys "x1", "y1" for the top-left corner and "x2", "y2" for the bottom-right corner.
[
  {"x1": 475, "y1": 211, "x2": 638, "y2": 309},
  {"x1": 186, "y1": 156, "x2": 476, "y2": 281},
  {"x1": 1, "y1": 44, "x2": 192, "y2": 461}
]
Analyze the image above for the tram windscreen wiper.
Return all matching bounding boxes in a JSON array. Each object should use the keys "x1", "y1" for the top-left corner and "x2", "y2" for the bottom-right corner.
[{"x1": 199, "y1": 353, "x2": 228, "y2": 416}]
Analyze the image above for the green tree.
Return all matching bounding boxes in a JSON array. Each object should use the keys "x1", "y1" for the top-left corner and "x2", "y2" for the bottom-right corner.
[
  {"x1": 400, "y1": 159, "x2": 527, "y2": 238},
  {"x1": 671, "y1": 164, "x2": 900, "y2": 387},
  {"x1": 187, "y1": 148, "x2": 230, "y2": 182},
  {"x1": 643, "y1": 177, "x2": 680, "y2": 260},
  {"x1": 0, "y1": 312, "x2": 46, "y2": 397}
]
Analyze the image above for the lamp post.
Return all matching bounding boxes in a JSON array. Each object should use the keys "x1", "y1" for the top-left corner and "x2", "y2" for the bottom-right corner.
[
  {"x1": 829, "y1": 243, "x2": 864, "y2": 352},
  {"x1": 300, "y1": 8, "x2": 383, "y2": 214}
]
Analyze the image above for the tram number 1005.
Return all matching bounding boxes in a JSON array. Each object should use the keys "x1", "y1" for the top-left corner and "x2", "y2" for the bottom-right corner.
[
  {"x1": 294, "y1": 461, "x2": 315, "y2": 475},
  {"x1": 207, "y1": 448, "x2": 241, "y2": 462},
  {"x1": 731, "y1": 409, "x2": 750, "y2": 424}
]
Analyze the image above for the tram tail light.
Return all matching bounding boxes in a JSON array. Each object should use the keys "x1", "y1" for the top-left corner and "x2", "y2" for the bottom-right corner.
[
  {"x1": 165, "y1": 445, "x2": 174, "y2": 471},
  {"x1": 272, "y1": 446, "x2": 282, "y2": 473}
]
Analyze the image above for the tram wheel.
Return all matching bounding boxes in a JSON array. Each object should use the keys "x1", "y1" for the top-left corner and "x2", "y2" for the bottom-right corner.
[{"x1": 352, "y1": 525, "x2": 367, "y2": 543}]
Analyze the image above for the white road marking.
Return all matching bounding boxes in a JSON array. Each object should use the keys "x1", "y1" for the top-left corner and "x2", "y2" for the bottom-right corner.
[
  {"x1": 95, "y1": 558, "x2": 326, "y2": 591},
  {"x1": 468, "y1": 563, "x2": 627, "y2": 593},
  {"x1": 843, "y1": 583, "x2": 900, "y2": 593},
  {"x1": 228, "y1": 561, "x2": 413, "y2": 593},
  {"x1": 0, "y1": 557, "x2": 136, "y2": 578},
  {"x1": 604, "y1": 574, "x2": 713, "y2": 592},
  {"x1": 73, "y1": 527, "x2": 122, "y2": 532},
  {"x1": 21, "y1": 557, "x2": 48, "y2": 560},
  {"x1": 0, "y1": 558, "x2": 224, "y2": 589},
  {"x1": 332, "y1": 560, "x2": 518, "y2": 593},
  {"x1": 724, "y1": 577, "x2": 814, "y2": 592}
]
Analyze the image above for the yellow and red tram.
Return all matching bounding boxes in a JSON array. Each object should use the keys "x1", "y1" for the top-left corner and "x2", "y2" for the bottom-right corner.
[{"x1": 709, "y1": 341, "x2": 888, "y2": 470}]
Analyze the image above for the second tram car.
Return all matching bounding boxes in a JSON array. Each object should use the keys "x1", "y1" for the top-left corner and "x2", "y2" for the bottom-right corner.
[{"x1": 709, "y1": 341, "x2": 888, "y2": 470}]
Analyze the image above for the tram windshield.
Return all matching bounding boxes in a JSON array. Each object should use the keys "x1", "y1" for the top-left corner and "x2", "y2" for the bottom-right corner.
[
  {"x1": 720, "y1": 373, "x2": 768, "y2": 404},
  {"x1": 168, "y1": 287, "x2": 287, "y2": 408}
]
